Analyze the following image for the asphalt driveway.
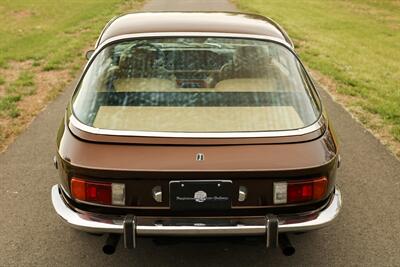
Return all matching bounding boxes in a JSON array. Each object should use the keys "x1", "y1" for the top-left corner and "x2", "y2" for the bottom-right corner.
[{"x1": 0, "y1": 0, "x2": 399, "y2": 266}]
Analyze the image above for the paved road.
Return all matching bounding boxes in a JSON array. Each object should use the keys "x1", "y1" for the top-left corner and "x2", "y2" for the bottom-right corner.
[{"x1": 1, "y1": 0, "x2": 399, "y2": 266}]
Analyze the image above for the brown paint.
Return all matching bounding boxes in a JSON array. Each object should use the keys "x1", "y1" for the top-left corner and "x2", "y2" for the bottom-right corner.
[{"x1": 55, "y1": 12, "x2": 339, "y2": 216}]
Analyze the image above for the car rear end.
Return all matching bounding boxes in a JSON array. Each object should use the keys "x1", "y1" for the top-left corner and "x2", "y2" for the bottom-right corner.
[{"x1": 51, "y1": 16, "x2": 341, "y2": 255}]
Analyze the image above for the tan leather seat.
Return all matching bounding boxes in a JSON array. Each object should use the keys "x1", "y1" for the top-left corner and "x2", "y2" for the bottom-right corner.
[
  {"x1": 113, "y1": 78, "x2": 176, "y2": 92},
  {"x1": 214, "y1": 78, "x2": 277, "y2": 92}
]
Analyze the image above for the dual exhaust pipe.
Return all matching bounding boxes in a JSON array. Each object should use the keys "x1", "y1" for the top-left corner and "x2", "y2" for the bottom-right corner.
[
  {"x1": 278, "y1": 233, "x2": 296, "y2": 256},
  {"x1": 101, "y1": 233, "x2": 295, "y2": 256},
  {"x1": 102, "y1": 234, "x2": 120, "y2": 255}
]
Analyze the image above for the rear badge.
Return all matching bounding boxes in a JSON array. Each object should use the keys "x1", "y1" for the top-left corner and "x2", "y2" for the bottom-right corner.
[
  {"x1": 196, "y1": 153, "x2": 205, "y2": 161},
  {"x1": 194, "y1": 190, "x2": 207, "y2": 203}
]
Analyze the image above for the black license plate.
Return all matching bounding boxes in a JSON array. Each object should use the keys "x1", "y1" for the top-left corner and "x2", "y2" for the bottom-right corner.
[{"x1": 169, "y1": 180, "x2": 232, "y2": 210}]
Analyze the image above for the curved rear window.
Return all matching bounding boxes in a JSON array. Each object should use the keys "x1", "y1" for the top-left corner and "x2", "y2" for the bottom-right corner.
[{"x1": 73, "y1": 37, "x2": 320, "y2": 133}]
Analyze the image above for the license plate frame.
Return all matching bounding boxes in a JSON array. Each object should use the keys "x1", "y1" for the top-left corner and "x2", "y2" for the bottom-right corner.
[{"x1": 169, "y1": 180, "x2": 233, "y2": 210}]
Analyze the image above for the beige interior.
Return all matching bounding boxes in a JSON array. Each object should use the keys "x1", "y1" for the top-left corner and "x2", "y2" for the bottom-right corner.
[
  {"x1": 214, "y1": 78, "x2": 277, "y2": 91},
  {"x1": 113, "y1": 78, "x2": 176, "y2": 92},
  {"x1": 112, "y1": 78, "x2": 283, "y2": 92},
  {"x1": 93, "y1": 106, "x2": 304, "y2": 132}
]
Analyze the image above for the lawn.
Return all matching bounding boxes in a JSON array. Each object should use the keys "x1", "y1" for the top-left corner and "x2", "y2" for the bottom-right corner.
[
  {"x1": 234, "y1": 0, "x2": 400, "y2": 156},
  {"x1": 0, "y1": 0, "x2": 144, "y2": 152}
]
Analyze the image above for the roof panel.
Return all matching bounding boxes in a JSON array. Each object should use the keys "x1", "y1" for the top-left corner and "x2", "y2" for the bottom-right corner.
[{"x1": 98, "y1": 12, "x2": 291, "y2": 46}]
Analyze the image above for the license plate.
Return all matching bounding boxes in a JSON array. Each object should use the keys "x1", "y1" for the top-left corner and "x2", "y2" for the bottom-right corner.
[{"x1": 169, "y1": 180, "x2": 232, "y2": 210}]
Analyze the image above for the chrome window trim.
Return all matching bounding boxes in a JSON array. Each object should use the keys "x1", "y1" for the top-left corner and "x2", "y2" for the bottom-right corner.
[
  {"x1": 72, "y1": 32, "x2": 323, "y2": 139},
  {"x1": 70, "y1": 114, "x2": 324, "y2": 139}
]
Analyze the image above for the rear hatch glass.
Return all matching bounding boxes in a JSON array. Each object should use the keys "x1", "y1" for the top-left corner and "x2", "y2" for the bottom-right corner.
[{"x1": 73, "y1": 37, "x2": 320, "y2": 133}]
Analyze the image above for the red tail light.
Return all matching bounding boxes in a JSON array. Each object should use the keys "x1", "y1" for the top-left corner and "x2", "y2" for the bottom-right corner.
[
  {"x1": 287, "y1": 182, "x2": 313, "y2": 203},
  {"x1": 86, "y1": 182, "x2": 112, "y2": 204},
  {"x1": 274, "y1": 177, "x2": 328, "y2": 204},
  {"x1": 71, "y1": 178, "x2": 125, "y2": 206}
]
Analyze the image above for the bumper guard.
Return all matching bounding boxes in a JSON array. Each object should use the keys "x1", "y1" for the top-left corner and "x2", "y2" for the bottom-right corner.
[{"x1": 51, "y1": 185, "x2": 341, "y2": 249}]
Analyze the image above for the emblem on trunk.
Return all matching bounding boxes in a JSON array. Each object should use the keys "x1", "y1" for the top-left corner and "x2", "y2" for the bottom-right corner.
[
  {"x1": 194, "y1": 190, "x2": 207, "y2": 202},
  {"x1": 196, "y1": 153, "x2": 205, "y2": 161}
]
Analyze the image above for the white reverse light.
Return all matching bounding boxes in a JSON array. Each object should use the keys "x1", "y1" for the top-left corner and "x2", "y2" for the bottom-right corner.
[
  {"x1": 273, "y1": 182, "x2": 287, "y2": 204},
  {"x1": 112, "y1": 183, "x2": 125, "y2": 205}
]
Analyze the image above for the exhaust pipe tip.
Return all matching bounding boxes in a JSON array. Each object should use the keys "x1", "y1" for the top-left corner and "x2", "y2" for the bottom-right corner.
[
  {"x1": 102, "y1": 244, "x2": 117, "y2": 255},
  {"x1": 281, "y1": 245, "x2": 295, "y2": 256},
  {"x1": 102, "y1": 234, "x2": 120, "y2": 255},
  {"x1": 278, "y1": 233, "x2": 295, "y2": 256}
]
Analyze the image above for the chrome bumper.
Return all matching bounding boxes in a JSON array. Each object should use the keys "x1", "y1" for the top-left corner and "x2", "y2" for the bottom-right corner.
[{"x1": 51, "y1": 185, "x2": 341, "y2": 247}]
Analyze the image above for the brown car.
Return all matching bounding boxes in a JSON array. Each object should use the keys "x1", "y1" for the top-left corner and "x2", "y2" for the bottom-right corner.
[{"x1": 51, "y1": 12, "x2": 342, "y2": 256}]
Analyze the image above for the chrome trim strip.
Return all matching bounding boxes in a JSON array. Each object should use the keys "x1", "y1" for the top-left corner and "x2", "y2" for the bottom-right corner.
[
  {"x1": 278, "y1": 189, "x2": 342, "y2": 232},
  {"x1": 69, "y1": 115, "x2": 324, "y2": 139},
  {"x1": 137, "y1": 222, "x2": 265, "y2": 236},
  {"x1": 51, "y1": 185, "x2": 342, "y2": 235},
  {"x1": 51, "y1": 185, "x2": 124, "y2": 233}
]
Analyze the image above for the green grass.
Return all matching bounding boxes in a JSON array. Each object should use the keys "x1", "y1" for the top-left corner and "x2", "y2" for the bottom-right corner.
[
  {"x1": 0, "y1": 0, "x2": 144, "y2": 150},
  {"x1": 0, "y1": 0, "x2": 143, "y2": 71},
  {"x1": 0, "y1": 95, "x2": 21, "y2": 118},
  {"x1": 234, "y1": 0, "x2": 400, "y2": 142},
  {"x1": 7, "y1": 72, "x2": 36, "y2": 97}
]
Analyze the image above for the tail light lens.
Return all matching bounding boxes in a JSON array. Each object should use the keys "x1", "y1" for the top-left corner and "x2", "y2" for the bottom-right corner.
[
  {"x1": 273, "y1": 177, "x2": 328, "y2": 204},
  {"x1": 71, "y1": 178, "x2": 125, "y2": 206}
]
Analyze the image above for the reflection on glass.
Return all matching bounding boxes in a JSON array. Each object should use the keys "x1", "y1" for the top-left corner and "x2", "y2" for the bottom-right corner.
[{"x1": 73, "y1": 38, "x2": 320, "y2": 133}]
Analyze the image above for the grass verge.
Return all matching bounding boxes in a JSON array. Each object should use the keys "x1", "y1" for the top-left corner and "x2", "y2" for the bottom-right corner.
[
  {"x1": 0, "y1": 0, "x2": 145, "y2": 153},
  {"x1": 234, "y1": 0, "x2": 400, "y2": 158}
]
